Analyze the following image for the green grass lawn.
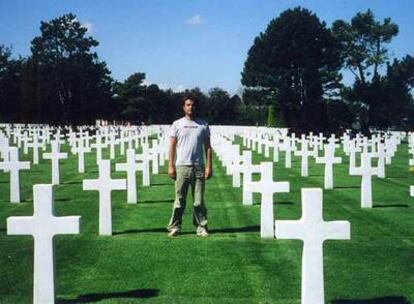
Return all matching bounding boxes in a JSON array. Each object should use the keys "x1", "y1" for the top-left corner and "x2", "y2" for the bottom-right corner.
[{"x1": 0, "y1": 138, "x2": 413, "y2": 303}]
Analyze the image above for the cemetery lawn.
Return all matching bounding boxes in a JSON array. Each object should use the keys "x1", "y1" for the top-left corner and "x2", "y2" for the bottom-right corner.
[{"x1": 0, "y1": 139, "x2": 413, "y2": 303}]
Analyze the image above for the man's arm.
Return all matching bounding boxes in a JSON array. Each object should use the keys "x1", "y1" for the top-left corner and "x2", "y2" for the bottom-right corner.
[
  {"x1": 168, "y1": 137, "x2": 177, "y2": 180},
  {"x1": 204, "y1": 136, "x2": 213, "y2": 180}
]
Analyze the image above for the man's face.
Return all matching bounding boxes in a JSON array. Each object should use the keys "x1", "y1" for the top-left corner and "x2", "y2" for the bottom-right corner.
[{"x1": 183, "y1": 99, "x2": 196, "y2": 116}]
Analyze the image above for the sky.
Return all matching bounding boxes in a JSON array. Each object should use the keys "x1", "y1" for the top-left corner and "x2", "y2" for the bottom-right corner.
[{"x1": 1, "y1": 0, "x2": 413, "y2": 94}]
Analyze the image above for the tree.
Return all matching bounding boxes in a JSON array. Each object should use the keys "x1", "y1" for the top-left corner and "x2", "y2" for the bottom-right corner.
[
  {"x1": 29, "y1": 13, "x2": 113, "y2": 124},
  {"x1": 0, "y1": 45, "x2": 24, "y2": 122},
  {"x1": 115, "y1": 72, "x2": 147, "y2": 123},
  {"x1": 242, "y1": 7, "x2": 343, "y2": 132},
  {"x1": 207, "y1": 87, "x2": 241, "y2": 124},
  {"x1": 332, "y1": 10, "x2": 399, "y2": 132}
]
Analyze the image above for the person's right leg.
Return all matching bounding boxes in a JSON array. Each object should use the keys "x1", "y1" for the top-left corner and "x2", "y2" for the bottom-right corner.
[
  {"x1": 191, "y1": 166, "x2": 208, "y2": 235},
  {"x1": 167, "y1": 166, "x2": 191, "y2": 234}
]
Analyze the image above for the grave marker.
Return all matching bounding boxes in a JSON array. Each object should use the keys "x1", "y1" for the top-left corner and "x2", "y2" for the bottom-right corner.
[
  {"x1": 43, "y1": 141, "x2": 68, "y2": 185},
  {"x1": 115, "y1": 148, "x2": 142, "y2": 204},
  {"x1": 275, "y1": 188, "x2": 350, "y2": 304},
  {"x1": 83, "y1": 160, "x2": 126, "y2": 235},
  {"x1": 7, "y1": 147, "x2": 30, "y2": 203},
  {"x1": 350, "y1": 152, "x2": 379, "y2": 208},
  {"x1": 315, "y1": 144, "x2": 342, "y2": 189},
  {"x1": 247, "y1": 162, "x2": 289, "y2": 238},
  {"x1": 7, "y1": 184, "x2": 80, "y2": 304}
]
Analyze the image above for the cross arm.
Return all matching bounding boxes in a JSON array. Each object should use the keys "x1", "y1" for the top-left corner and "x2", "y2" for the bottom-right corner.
[
  {"x1": 7, "y1": 217, "x2": 34, "y2": 235},
  {"x1": 275, "y1": 220, "x2": 304, "y2": 240},
  {"x1": 53, "y1": 216, "x2": 81, "y2": 235},
  {"x1": 322, "y1": 221, "x2": 351, "y2": 241}
]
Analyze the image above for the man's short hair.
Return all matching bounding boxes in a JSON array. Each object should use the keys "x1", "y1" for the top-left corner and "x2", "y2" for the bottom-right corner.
[{"x1": 182, "y1": 94, "x2": 198, "y2": 106}]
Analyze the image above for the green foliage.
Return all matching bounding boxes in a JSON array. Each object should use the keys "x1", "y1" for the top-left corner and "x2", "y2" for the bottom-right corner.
[
  {"x1": 242, "y1": 7, "x2": 343, "y2": 131},
  {"x1": 332, "y1": 10, "x2": 399, "y2": 84},
  {"x1": 0, "y1": 46, "x2": 24, "y2": 122},
  {"x1": 26, "y1": 13, "x2": 114, "y2": 124},
  {"x1": 332, "y1": 10, "x2": 400, "y2": 132},
  {"x1": 267, "y1": 105, "x2": 276, "y2": 127}
]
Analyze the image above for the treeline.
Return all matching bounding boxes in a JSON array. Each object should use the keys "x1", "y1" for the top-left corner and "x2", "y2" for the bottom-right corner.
[
  {"x1": 1, "y1": 9, "x2": 414, "y2": 132},
  {"x1": 242, "y1": 7, "x2": 414, "y2": 133},
  {"x1": 0, "y1": 14, "x2": 255, "y2": 126}
]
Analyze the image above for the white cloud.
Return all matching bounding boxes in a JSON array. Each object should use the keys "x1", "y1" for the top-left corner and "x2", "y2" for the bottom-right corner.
[
  {"x1": 81, "y1": 21, "x2": 93, "y2": 33},
  {"x1": 185, "y1": 14, "x2": 205, "y2": 26}
]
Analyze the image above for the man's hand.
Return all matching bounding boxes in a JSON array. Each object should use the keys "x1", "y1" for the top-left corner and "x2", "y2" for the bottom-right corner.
[
  {"x1": 205, "y1": 167, "x2": 213, "y2": 180},
  {"x1": 168, "y1": 166, "x2": 176, "y2": 180}
]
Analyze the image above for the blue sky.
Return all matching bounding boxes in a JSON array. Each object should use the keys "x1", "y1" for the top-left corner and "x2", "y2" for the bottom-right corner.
[{"x1": 1, "y1": 0, "x2": 413, "y2": 94}]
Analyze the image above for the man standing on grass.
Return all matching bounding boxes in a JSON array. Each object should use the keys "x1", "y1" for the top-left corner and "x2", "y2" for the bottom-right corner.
[{"x1": 167, "y1": 95, "x2": 213, "y2": 237}]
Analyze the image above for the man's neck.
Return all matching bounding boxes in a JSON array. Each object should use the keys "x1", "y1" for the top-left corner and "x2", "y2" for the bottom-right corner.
[{"x1": 185, "y1": 114, "x2": 194, "y2": 120}]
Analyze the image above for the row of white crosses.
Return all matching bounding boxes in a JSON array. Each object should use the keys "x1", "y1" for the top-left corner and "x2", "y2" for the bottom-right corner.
[
  {"x1": 213, "y1": 129, "x2": 351, "y2": 304},
  {"x1": 0, "y1": 125, "x2": 164, "y2": 204}
]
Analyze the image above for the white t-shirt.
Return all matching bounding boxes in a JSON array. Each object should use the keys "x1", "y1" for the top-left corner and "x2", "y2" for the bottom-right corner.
[{"x1": 169, "y1": 117, "x2": 210, "y2": 166}]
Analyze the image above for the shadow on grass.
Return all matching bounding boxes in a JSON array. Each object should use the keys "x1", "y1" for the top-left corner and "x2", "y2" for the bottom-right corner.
[
  {"x1": 150, "y1": 183, "x2": 171, "y2": 186},
  {"x1": 334, "y1": 186, "x2": 360, "y2": 189},
  {"x1": 210, "y1": 225, "x2": 260, "y2": 234},
  {"x1": 139, "y1": 199, "x2": 174, "y2": 204},
  {"x1": 63, "y1": 181, "x2": 83, "y2": 184},
  {"x1": 277, "y1": 201, "x2": 294, "y2": 205},
  {"x1": 113, "y1": 228, "x2": 167, "y2": 235},
  {"x1": 57, "y1": 288, "x2": 160, "y2": 303},
  {"x1": 20, "y1": 199, "x2": 33, "y2": 203},
  {"x1": 332, "y1": 296, "x2": 410, "y2": 304},
  {"x1": 55, "y1": 198, "x2": 71, "y2": 202},
  {"x1": 373, "y1": 204, "x2": 409, "y2": 208}
]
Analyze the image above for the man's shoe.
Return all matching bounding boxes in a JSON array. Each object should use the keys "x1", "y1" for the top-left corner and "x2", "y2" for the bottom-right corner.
[
  {"x1": 168, "y1": 228, "x2": 180, "y2": 237},
  {"x1": 197, "y1": 229, "x2": 209, "y2": 237}
]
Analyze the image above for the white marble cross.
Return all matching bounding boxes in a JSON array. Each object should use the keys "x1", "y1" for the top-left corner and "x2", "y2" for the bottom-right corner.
[
  {"x1": 115, "y1": 148, "x2": 142, "y2": 204},
  {"x1": 275, "y1": 188, "x2": 350, "y2": 304},
  {"x1": 282, "y1": 137, "x2": 293, "y2": 168},
  {"x1": 135, "y1": 144, "x2": 151, "y2": 186},
  {"x1": 347, "y1": 140, "x2": 361, "y2": 174},
  {"x1": 0, "y1": 145, "x2": 10, "y2": 173},
  {"x1": 27, "y1": 134, "x2": 43, "y2": 165},
  {"x1": 83, "y1": 160, "x2": 126, "y2": 235},
  {"x1": 350, "y1": 152, "x2": 379, "y2": 208},
  {"x1": 240, "y1": 151, "x2": 261, "y2": 205},
  {"x1": 149, "y1": 139, "x2": 160, "y2": 175},
  {"x1": 294, "y1": 138, "x2": 316, "y2": 177},
  {"x1": 43, "y1": 140, "x2": 68, "y2": 185},
  {"x1": 7, "y1": 147, "x2": 30, "y2": 203},
  {"x1": 230, "y1": 145, "x2": 243, "y2": 187},
  {"x1": 272, "y1": 134, "x2": 280, "y2": 162},
  {"x1": 375, "y1": 142, "x2": 386, "y2": 178},
  {"x1": 71, "y1": 138, "x2": 91, "y2": 173},
  {"x1": 7, "y1": 184, "x2": 80, "y2": 304},
  {"x1": 247, "y1": 162, "x2": 289, "y2": 238},
  {"x1": 107, "y1": 133, "x2": 117, "y2": 160},
  {"x1": 315, "y1": 144, "x2": 342, "y2": 189},
  {"x1": 410, "y1": 186, "x2": 414, "y2": 197},
  {"x1": 91, "y1": 134, "x2": 107, "y2": 164}
]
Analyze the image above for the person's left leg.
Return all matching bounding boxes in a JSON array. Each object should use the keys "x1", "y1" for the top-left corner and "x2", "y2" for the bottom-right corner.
[{"x1": 191, "y1": 166, "x2": 208, "y2": 234}]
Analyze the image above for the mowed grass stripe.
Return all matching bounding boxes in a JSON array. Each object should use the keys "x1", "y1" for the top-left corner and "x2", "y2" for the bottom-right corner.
[{"x1": 0, "y1": 138, "x2": 412, "y2": 302}]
